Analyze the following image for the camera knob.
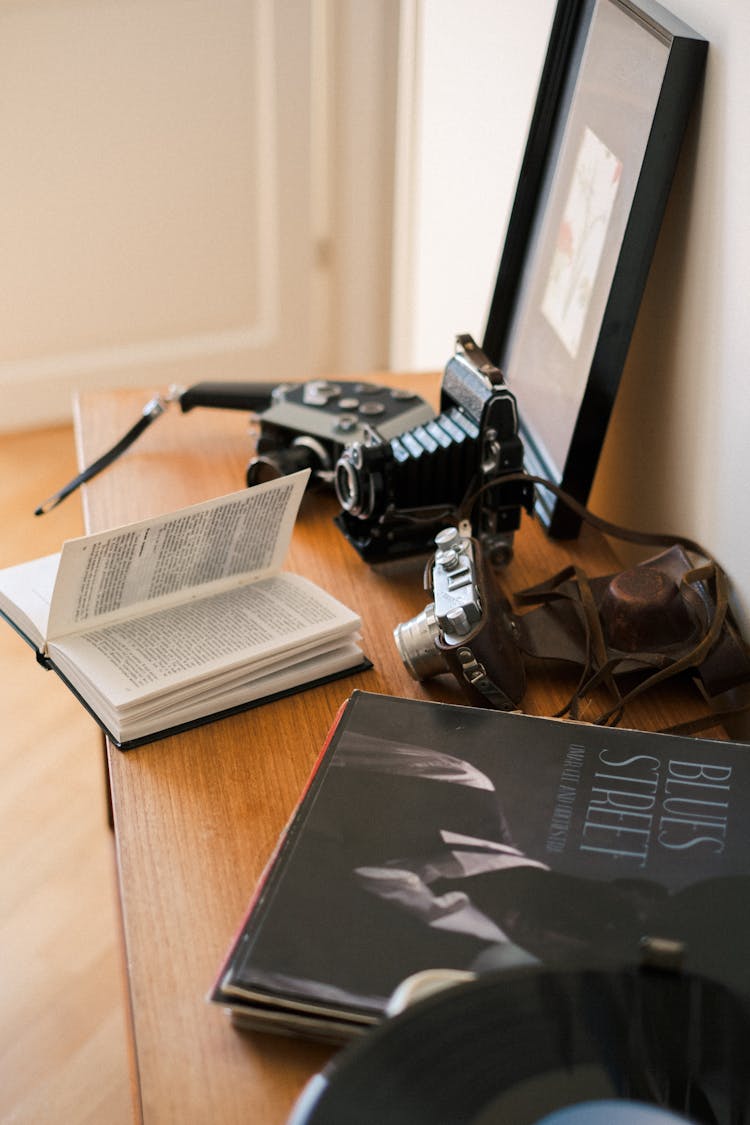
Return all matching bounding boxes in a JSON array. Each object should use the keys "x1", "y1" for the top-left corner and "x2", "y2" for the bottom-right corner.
[
  {"x1": 434, "y1": 527, "x2": 462, "y2": 550},
  {"x1": 446, "y1": 607, "x2": 471, "y2": 636},
  {"x1": 435, "y1": 548, "x2": 460, "y2": 571},
  {"x1": 303, "y1": 380, "x2": 341, "y2": 406},
  {"x1": 334, "y1": 414, "x2": 359, "y2": 435}
]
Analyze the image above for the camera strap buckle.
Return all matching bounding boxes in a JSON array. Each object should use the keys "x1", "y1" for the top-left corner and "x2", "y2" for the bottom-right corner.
[{"x1": 456, "y1": 647, "x2": 517, "y2": 711}]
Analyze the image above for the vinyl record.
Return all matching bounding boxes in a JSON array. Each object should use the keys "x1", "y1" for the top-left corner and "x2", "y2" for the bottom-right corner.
[{"x1": 288, "y1": 967, "x2": 750, "y2": 1125}]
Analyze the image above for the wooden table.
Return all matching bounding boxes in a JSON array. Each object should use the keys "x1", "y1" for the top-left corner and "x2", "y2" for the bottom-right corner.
[{"x1": 74, "y1": 373, "x2": 717, "y2": 1123}]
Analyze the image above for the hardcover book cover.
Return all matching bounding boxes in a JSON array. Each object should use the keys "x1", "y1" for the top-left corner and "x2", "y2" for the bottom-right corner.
[{"x1": 212, "y1": 691, "x2": 750, "y2": 1039}]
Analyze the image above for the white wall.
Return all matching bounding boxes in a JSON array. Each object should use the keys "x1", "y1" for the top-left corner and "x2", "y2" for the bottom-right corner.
[
  {"x1": 0, "y1": 0, "x2": 299, "y2": 426},
  {"x1": 0, "y1": 0, "x2": 399, "y2": 430},
  {"x1": 591, "y1": 0, "x2": 750, "y2": 640},
  {"x1": 309, "y1": 1, "x2": 400, "y2": 377},
  {"x1": 392, "y1": 0, "x2": 750, "y2": 647},
  {"x1": 390, "y1": 0, "x2": 556, "y2": 369}
]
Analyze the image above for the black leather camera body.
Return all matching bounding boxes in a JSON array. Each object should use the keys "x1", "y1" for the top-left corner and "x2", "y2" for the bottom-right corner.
[
  {"x1": 38, "y1": 333, "x2": 532, "y2": 571},
  {"x1": 333, "y1": 335, "x2": 535, "y2": 565}
]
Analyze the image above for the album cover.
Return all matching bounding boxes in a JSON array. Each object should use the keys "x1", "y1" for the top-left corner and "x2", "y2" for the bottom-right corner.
[{"x1": 211, "y1": 690, "x2": 750, "y2": 1039}]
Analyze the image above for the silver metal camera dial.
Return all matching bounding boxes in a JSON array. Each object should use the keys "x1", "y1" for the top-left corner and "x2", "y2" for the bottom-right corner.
[
  {"x1": 432, "y1": 527, "x2": 482, "y2": 642},
  {"x1": 334, "y1": 414, "x2": 360, "y2": 435},
  {"x1": 302, "y1": 380, "x2": 341, "y2": 407}
]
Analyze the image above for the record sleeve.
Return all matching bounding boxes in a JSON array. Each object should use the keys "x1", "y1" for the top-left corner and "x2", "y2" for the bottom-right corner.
[{"x1": 212, "y1": 691, "x2": 750, "y2": 1040}]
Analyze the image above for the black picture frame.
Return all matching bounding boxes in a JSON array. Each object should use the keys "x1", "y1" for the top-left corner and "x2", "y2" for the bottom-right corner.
[{"x1": 483, "y1": 0, "x2": 707, "y2": 537}]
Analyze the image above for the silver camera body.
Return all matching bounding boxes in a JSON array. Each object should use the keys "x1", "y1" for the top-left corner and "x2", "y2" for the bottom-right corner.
[{"x1": 395, "y1": 525, "x2": 526, "y2": 711}]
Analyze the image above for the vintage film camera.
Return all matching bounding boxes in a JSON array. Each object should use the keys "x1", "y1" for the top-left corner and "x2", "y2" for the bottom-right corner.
[
  {"x1": 395, "y1": 521, "x2": 750, "y2": 725},
  {"x1": 37, "y1": 335, "x2": 532, "y2": 573},
  {"x1": 333, "y1": 335, "x2": 534, "y2": 565},
  {"x1": 178, "y1": 378, "x2": 436, "y2": 491},
  {"x1": 34, "y1": 375, "x2": 434, "y2": 516},
  {"x1": 186, "y1": 334, "x2": 533, "y2": 567},
  {"x1": 394, "y1": 523, "x2": 526, "y2": 710}
]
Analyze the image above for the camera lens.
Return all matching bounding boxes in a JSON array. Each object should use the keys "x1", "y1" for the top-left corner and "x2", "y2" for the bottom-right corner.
[
  {"x1": 335, "y1": 459, "x2": 358, "y2": 511},
  {"x1": 246, "y1": 440, "x2": 327, "y2": 487},
  {"x1": 335, "y1": 447, "x2": 373, "y2": 516},
  {"x1": 393, "y1": 605, "x2": 450, "y2": 681}
]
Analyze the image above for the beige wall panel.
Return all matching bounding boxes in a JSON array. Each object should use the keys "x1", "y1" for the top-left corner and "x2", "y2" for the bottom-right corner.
[{"x1": 0, "y1": 0, "x2": 312, "y2": 427}]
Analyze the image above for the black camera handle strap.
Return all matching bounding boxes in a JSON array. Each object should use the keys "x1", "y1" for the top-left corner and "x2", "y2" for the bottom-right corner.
[
  {"x1": 33, "y1": 381, "x2": 276, "y2": 516},
  {"x1": 34, "y1": 393, "x2": 173, "y2": 515},
  {"x1": 458, "y1": 472, "x2": 748, "y2": 734}
]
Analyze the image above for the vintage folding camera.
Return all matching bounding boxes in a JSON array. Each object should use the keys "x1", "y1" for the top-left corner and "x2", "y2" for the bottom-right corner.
[{"x1": 333, "y1": 335, "x2": 535, "y2": 565}]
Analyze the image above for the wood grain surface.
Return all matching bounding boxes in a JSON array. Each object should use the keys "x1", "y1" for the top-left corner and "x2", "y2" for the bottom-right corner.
[
  {"x1": 0, "y1": 424, "x2": 131, "y2": 1124},
  {"x1": 74, "y1": 373, "x2": 720, "y2": 1123}
]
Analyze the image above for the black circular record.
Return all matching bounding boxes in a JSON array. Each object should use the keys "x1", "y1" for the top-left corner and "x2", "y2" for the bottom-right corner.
[{"x1": 288, "y1": 967, "x2": 750, "y2": 1125}]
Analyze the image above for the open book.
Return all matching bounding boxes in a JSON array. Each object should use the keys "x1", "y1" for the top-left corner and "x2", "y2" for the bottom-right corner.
[{"x1": 0, "y1": 471, "x2": 367, "y2": 749}]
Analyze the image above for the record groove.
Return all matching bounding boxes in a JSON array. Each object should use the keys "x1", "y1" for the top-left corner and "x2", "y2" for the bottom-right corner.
[{"x1": 289, "y1": 967, "x2": 750, "y2": 1125}]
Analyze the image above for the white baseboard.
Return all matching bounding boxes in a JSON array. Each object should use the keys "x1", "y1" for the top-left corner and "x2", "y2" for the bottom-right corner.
[{"x1": 0, "y1": 330, "x2": 278, "y2": 432}]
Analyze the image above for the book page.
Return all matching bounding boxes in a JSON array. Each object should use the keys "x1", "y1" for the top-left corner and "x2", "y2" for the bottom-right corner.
[
  {"x1": 47, "y1": 471, "x2": 309, "y2": 641},
  {"x1": 49, "y1": 571, "x2": 360, "y2": 708},
  {"x1": 0, "y1": 552, "x2": 60, "y2": 650}
]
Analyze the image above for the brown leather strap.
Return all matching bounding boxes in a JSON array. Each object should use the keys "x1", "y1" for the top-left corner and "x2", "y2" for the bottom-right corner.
[
  {"x1": 459, "y1": 472, "x2": 749, "y2": 730},
  {"x1": 458, "y1": 471, "x2": 714, "y2": 558}
]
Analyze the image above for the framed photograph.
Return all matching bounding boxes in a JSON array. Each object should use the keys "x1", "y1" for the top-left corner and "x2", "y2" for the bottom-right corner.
[{"x1": 483, "y1": 0, "x2": 707, "y2": 536}]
